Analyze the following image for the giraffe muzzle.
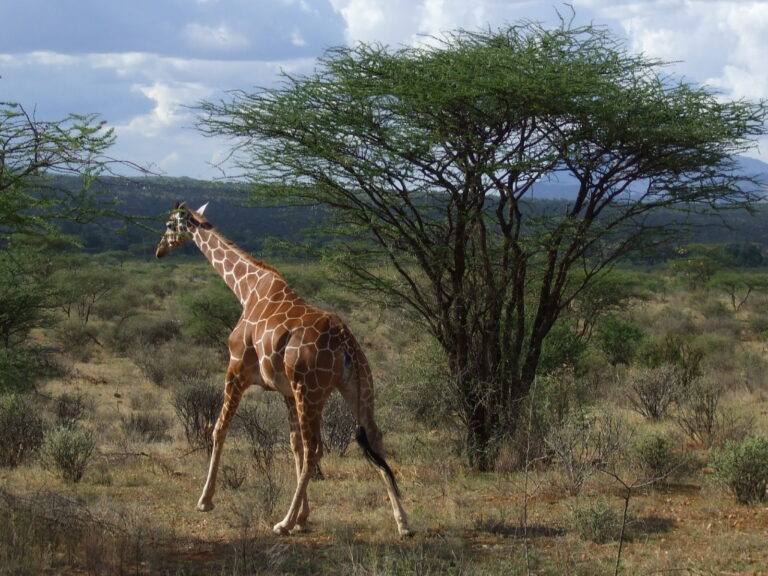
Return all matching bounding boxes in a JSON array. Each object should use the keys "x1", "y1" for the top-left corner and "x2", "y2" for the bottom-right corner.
[{"x1": 155, "y1": 242, "x2": 170, "y2": 259}]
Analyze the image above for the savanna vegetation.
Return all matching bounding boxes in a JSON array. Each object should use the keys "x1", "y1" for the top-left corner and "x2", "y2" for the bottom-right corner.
[
  {"x1": 4, "y1": 18, "x2": 768, "y2": 576},
  {"x1": 2, "y1": 253, "x2": 768, "y2": 575}
]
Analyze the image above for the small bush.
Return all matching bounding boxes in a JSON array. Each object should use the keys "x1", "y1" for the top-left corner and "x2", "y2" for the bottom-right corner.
[
  {"x1": 40, "y1": 425, "x2": 96, "y2": 483},
  {"x1": 545, "y1": 410, "x2": 628, "y2": 496},
  {"x1": 53, "y1": 392, "x2": 90, "y2": 429},
  {"x1": 221, "y1": 463, "x2": 248, "y2": 490},
  {"x1": 568, "y1": 498, "x2": 624, "y2": 544},
  {"x1": 171, "y1": 377, "x2": 222, "y2": 453},
  {"x1": 518, "y1": 370, "x2": 594, "y2": 467},
  {"x1": 597, "y1": 316, "x2": 645, "y2": 365},
  {"x1": 632, "y1": 433, "x2": 685, "y2": 483},
  {"x1": 637, "y1": 334, "x2": 703, "y2": 389},
  {"x1": 711, "y1": 436, "x2": 768, "y2": 504},
  {"x1": 53, "y1": 320, "x2": 98, "y2": 362},
  {"x1": 672, "y1": 376, "x2": 723, "y2": 447},
  {"x1": 120, "y1": 412, "x2": 172, "y2": 443},
  {"x1": 237, "y1": 395, "x2": 287, "y2": 474},
  {"x1": 626, "y1": 364, "x2": 679, "y2": 420},
  {"x1": 180, "y1": 282, "x2": 240, "y2": 346},
  {"x1": 108, "y1": 315, "x2": 181, "y2": 351},
  {"x1": 130, "y1": 340, "x2": 221, "y2": 387},
  {"x1": 322, "y1": 392, "x2": 356, "y2": 457},
  {"x1": 0, "y1": 393, "x2": 45, "y2": 467}
]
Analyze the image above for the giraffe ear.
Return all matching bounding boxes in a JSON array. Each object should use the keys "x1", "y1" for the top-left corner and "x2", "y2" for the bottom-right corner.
[
  {"x1": 178, "y1": 202, "x2": 188, "y2": 211},
  {"x1": 196, "y1": 202, "x2": 209, "y2": 215}
]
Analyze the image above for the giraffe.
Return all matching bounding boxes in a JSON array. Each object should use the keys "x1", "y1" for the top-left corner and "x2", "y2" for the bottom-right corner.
[{"x1": 155, "y1": 202, "x2": 411, "y2": 537}]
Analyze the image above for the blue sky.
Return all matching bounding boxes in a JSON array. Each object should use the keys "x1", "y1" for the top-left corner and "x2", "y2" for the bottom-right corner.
[{"x1": 3, "y1": 0, "x2": 768, "y2": 178}]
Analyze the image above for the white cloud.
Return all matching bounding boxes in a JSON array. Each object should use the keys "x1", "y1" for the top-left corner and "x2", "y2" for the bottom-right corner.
[
  {"x1": 329, "y1": 0, "x2": 389, "y2": 44},
  {"x1": 290, "y1": 29, "x2": 307, "y2": 47},
  {"x1": 5, "y1": 0, "x2": 768, "y2": 175}
]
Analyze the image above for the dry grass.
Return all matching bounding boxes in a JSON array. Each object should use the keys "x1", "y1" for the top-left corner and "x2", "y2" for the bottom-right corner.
[
  {"x1": 4, "y1": 262, "x2": 768, "y2": 575},
  {"x1": 5, "y1": 366, "x2": 768, "y2": 575}
]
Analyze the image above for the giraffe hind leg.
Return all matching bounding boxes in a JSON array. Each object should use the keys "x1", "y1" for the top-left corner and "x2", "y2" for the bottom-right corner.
[
  {"x1": 356, "y1": 424, "x2": 412, "y2": 537},
  {"x1": 273, "y1": 393, "x2": 322, "y2": 535},
  {"x1": 283, "y1": 397, "x2": 311, "y2": 532}
]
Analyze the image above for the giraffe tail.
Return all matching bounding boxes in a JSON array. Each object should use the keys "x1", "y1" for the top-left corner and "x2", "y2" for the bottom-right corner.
[{"x1": 355, "y1": 425, "x2": 401, "y2": 498}]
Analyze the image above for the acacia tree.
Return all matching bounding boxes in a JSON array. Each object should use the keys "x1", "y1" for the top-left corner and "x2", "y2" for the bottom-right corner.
[
  {"x1": 0, "y1": 102, "x2": 120, "y2": 392},
  {"x1": 197, "y1": 22, "x2": 767, "y2": 469}
]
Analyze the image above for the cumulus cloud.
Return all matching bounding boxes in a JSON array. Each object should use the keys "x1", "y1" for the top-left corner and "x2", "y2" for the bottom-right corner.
[{"x1": 3, "y1": 0, "x2": 767, "y2": 175}]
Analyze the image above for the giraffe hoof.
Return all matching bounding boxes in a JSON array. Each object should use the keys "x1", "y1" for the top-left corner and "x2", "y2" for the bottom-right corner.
[
  {"x1": 197, "y1": 501, "x2": 214, "y2": 512},
  {"x1": 399, "y1": 528, "x2": 414, "y2": 539},
  {"x1": 272, "y1": 522, "x2": 291, "y2": 535}
]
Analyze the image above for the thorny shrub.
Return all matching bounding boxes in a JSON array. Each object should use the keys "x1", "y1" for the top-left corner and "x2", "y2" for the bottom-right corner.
[
  {"x1": 711, "y1": 435, "x2": 768, "y2": 504},
  {"x1": 0, "y1": 393, "x2": 44, "y2": 467}
]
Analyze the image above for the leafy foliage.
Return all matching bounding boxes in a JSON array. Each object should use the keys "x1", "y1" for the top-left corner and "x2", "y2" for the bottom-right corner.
[
  {"x1": 712, "y1": 436, "x2": 768, "y2": 504},
  {"x1": 568, "y1": 498, "x2": 625, "y2": 544},
  {"x1": 40, "y1": 425, "x2": 96, "y2": 483},
  {"x1": 598, "y1": 316, "x2": 645, "y2": 366},
  {"x1": 180, "y1": 280, "x2": 241, "y2": 346},
  {"x1": 0, "y1": 102, "x2": 123, "y2": 392}
]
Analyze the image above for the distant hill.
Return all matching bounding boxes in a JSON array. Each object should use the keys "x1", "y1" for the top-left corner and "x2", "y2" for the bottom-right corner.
[
  {"x1": 54, "y1": 175, "x2": 322, "y2": 257},
  {"x1": 46, "y1": 164, "x2": 768, "y2": 260}
]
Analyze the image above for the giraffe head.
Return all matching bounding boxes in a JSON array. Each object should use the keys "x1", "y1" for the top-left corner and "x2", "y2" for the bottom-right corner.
[{"x1": 155, "y1": 201, "x2": 209, "y2": 258}]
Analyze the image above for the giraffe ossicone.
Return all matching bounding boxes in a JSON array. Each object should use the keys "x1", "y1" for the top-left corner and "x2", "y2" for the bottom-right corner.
[{"x1": 155, "y1": 201, "x2": 411, "y2": 537}]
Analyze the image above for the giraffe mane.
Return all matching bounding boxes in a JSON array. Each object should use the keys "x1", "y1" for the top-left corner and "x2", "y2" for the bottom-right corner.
[{"x1": 188, "y1": 208, "x2": 287, "y2": 280}]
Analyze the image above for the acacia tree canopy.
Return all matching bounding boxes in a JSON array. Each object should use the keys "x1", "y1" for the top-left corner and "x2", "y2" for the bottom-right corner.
[
  {"x1": 0, "y1": 102, "x2": 121, "y2": 239},
  {"x1": 197, "y1": 22, "x2": 768, "y2": 469},
  {"x1": 0, "y1": 102, "x2": 123, "y2": 393}
]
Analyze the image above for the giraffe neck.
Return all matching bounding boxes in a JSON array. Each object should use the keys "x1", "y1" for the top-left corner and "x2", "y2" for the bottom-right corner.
[{"x1": 190, "y1": 221, "x2": 288, "y2": 307}]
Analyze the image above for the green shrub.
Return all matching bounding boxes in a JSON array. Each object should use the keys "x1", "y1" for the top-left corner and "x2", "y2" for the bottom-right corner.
[
  {"x1": 0, "y1": 348, "x2": 30, "y2": 394},
  {"x1": 180, "y1": 281, "x2": 240, "y2": 346},
  {"x1": 633, "y1": 433, "x2": 685, "y2": 483},
  {"x1": 0, "y1": 394, "x2": 45, "y2": 467},
  {"x1": 568, "y1": 498, "x2": 624, "y2": 544},
  {"x1": 538, "y1": 319, "x2": 587, "y2": 374},
  {"x1": 711, "y1": 436, "x2": 768, "y2": 504},
  {"x1": 40, "y1": 425, "x2": 96, "y2": 483},
  {"x1": 597, "y1": 315, "x2": 645, "y2": 365}
]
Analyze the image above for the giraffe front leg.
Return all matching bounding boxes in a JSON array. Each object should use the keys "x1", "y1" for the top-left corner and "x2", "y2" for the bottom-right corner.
[{"x1": 198, "y1": 368, "x2": 245, "y2": 512}]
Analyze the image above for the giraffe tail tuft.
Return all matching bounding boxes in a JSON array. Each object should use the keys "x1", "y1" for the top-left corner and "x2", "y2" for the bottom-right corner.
[{"x1": 355, "y1": 426, "x2": 400, "y2": 498}]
